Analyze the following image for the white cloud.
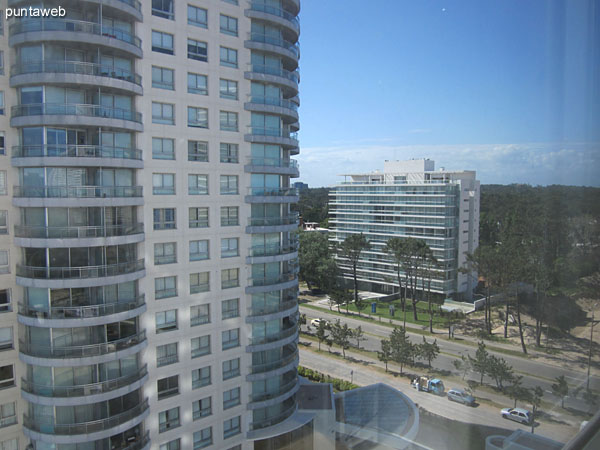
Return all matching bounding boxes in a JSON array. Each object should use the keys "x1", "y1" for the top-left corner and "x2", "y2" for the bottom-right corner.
[{"x1": 295, "y1": 142, "x2": 600, "y2": 187}]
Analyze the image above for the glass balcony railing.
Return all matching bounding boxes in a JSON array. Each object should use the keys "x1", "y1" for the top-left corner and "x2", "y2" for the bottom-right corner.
[
  {"x1": 11, "y1": 104, "x2": 142, "y2": 123},
  {"x1": 18, "y1": 295, "x2": 145, "y2": 320},
  {"x1": 247, "y1": 187, "x2": 298, "y2": 197},
  {"x1": 21, "y1": 365, "x2": 148, "y2": 397},
  {"x1": 249, "y1": 346, "x2": 298, "y2": 375},
  {"x1": 13, "y1": 185, "x2": 143, "y2": 198},
  {"x1": 248, "y1": 214, "x2": 299, "y2": 227},
  {"x1": 249, "y1": 326, "x2": 297, "y2": 346},
  {"x1": 250, "y1": 378, "x2": 298, "y2": 403},
  {"x1": 248, "y1": 2, "x2": 299, "y2": 28},
  {"x1": 16, "y1": 259, "x2": 145, "y2": 280},
  {"x1": 9, "y1": 19, "x2": 142, "y2": 48},
  {"x1": 248, "y1": 64, "x2": 299, "y2": 83},
  {"x1": 11, "y1": 61, "x2": 142, "y2": 85},
  {"x1": 23, "y1": 399, "x2": 149, "y2": 435},
  {"x1": 247, "y1": 157, "x2": 298, "y2": 169},
  {"x1": 248, "y1": 270, "x2": 298, "y2": 287},
  {"x1": 250, "y1": 402, "x2": 297, "y2": 431},
  {"x1": 247, "y1": 125, "x2": 298, "y2": 141},
  {"x1": 8, "y1": 0, "x2": 142, "y2": 12},
  {"x1": 248, "y1": 297, "x2": 297, "y2": 317},
  {"x1": 14, "y1": 223, "x2": 144, "y2": 239},
  {"x1": 247, "y1": 96, "x2": 299, "y2": 111},
  {"x1": 248, "y1": 241, "x2": 298, "y2": 257},
  {"x1": 19, "y1": 331, "x2": 146, "y2": 358},
  {"x1": 248, "y1": 32, "x2": 299, "y2": 58},
  {"x1": 12, "y1": 144, "x2": 142, "y2": 160}
]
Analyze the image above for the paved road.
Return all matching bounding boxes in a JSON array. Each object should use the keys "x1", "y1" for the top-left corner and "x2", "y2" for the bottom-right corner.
[
  {"x1": 300, "y1": 348, "x2": 578, "y2": 444},
  {"x1": 301, "y1": 306, "x2": 599, "y2": 412}
]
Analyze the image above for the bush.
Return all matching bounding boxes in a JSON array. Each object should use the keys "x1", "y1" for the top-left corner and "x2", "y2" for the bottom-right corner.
[{"x1": 298, "y1": 366, "x2": 359, "y2": 391}]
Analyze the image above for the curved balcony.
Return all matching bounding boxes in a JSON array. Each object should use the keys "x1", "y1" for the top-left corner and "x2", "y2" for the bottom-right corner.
[
  {"x1": 247, "y1": 241, "x2": 298, "y2": 264},
  {"x1": 17, "y1": 295, "x2": 146, "y2": 328},
  {"x1": 248, "y1": 345, "x2": 298, "y2": 379},
  {"x1": 245, "y1": 96, "x2": 299, "y2": 122},
  {"x1": 11, "y1": 104, "x2": 143, "y2": 131},
  {"x1": 23, "y1": 399, "x2": 149, "y2": 444},
  {"x1": 246, "y1": 2, "x2": 300, "y2": 37},
  {"x1": 250, "y1": 378, "x2": 299, "y2": 405},
  {"x1": 13, "y1": 185, "x2": 142, "y2": 199},
  {"x1": 246, "y1": 270, "x2": 298, "y2": 295},
  {"x1": 9, "y1": 19, "x2": 142, "y2": 58},
  {"x1": 21, "y1": 365, "x2": 148, "y2": 405},
  {"x1": 247, "y1": 214, "x2": 299, "y2": 233},
  {"x1": 248, "y1": 326, "x2": 297, "y2": 347},
  {"x1": 245, "y1": 33, "x2": 299, "y2": 68},
  {"x1": 246, "y1": 297, "x2": 297, "y2": 323},
  {"x1": 11, "y1": 61, "x2": 142, "y2": 95},
  {"x1": 19, "y1": 330, "x2": 146, "y2": 359},
  {"x1": 11, "y1": 145, "x2": 142, "y2": 168},
  {"x1": 7, "y1": 0, "x2": 143, "y2": 22},
  {"x1": 17, "y1": 259, "x2": 145, "y2": 281},
  {"x1": 245, "y1": 126, "x2": 298, "y2": 149},
  {"x1": 14, "y1": 223, "x2": 144, "y2": 248},
  {"x1": 245, "y1": 64, "x2": 299, "y2": 95},
  {"x1": 245, "y1": 157, "x2": 299, "y2": 177},
  {"x1": 249, "y1": 402, "x2": 297, "y2": 432},
  {"x1": 245, "y1": 186, "x2": 299, "y2": 205}
]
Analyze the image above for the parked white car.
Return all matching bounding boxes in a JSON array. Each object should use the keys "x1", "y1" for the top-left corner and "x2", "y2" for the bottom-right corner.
[
  {"x1": 501, "y1": 407, "x2": 533, "y2": 425},
  {"x1": 310, "y1": 318, "x2": 330, "y2": 328}
]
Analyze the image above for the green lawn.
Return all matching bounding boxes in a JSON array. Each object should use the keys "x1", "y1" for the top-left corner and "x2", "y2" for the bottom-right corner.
[{"x1": 338, "y1": 299, "x2": 449, "y2": 326}]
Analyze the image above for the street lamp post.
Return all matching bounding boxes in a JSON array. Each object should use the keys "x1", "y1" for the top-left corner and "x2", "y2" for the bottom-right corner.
[{"x1": 587, "y1": 304, "x2": 598, "y2": 391}]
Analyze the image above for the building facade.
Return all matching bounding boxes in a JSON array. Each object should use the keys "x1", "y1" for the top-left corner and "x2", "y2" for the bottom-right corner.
[
  {"x1": 0, "y1": 0, "x2": 301, "y2": 449},
  {"x1": 329, "y1": 159, "x2": 479, "y2": 301}
]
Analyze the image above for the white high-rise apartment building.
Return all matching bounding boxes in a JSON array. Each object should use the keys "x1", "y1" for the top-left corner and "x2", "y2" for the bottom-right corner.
[
  {"x1": 329, "y1": 159, "x2": 480, "y2": 300},
  {"x1": 0, "y1": 0, "x2": 302, "y2": 449}
]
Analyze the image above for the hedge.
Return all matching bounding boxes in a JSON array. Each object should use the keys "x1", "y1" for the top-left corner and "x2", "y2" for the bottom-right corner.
[{"x1": 298, "y1": 365, "x2": 359, "y2": 391}]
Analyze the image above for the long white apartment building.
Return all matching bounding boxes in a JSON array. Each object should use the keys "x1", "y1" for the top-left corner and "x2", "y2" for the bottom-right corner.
[
  {"x1": 0, "y1": 0, "x2": 304, "y2": 449},
  {"x1": 329, "y1": 159, "x2": 480, "y2": 300}
]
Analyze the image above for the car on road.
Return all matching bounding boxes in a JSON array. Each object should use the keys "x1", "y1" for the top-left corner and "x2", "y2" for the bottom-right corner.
[
  {"x1": 447, "y1": 389, "x2": 476, "y2": 406},
  {"x1": 310, "y1": 318, "x2": 330, "y2": 328},
  {"x1": 501, "y1": 407, "x2": 533, "y2": 425}
]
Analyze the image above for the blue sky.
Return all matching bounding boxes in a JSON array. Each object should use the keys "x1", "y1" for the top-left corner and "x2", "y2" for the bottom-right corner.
[{"x1": 294, "y1": 0, "x2": 599, "y2": 187}]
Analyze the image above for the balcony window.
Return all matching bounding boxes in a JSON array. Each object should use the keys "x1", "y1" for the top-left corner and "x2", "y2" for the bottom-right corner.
[
  {"x1": 190, "y1": 272, "x2": 210, "y2": 294},
  {"x1": 189, "y1": 207, "x2": 209, "y2": 228},
  {"x1": 152, "y1": 66, "x2": 174, "y2": 90},
  {"x1": 222, "y1": 298, "x2": 239, "y2": 320},
  {"x1": 220, "y1": 143, "x2": 239, "y2": 163},
  {"x1": 159, "y1": 407, "x2": 180, "y2": 433},
  {"x1": 188, "y1": 73, "x2": 208, "y2": 95},
  {"x1": 222, "y1": 328, "x2": 239, "y2": 350},
  {"x1": 220, "y1": 47, "x2": 238, "y2": 68},
  {"x1": 153, "y1": 173, "x2": 175, "y2": 195},
  {"x1": 221, "y1": 268, "x2": 239, "y2": 289},
  {"x1": 193, "y1": 397, "x2": 212, "y2": 420},
  {"x1": 222, "y1": 358, "x2": 240, "y2": 380},
  {"x1": 0, "y1": 290, "x2": 9, "y2": 313},
  {"x1": 220, "y1": 111, "x2": 238, "y2": 132},
  {"x1": 0, "y1": 171, "x2": 6, "y2": 195},
  {"x1": 192, "y1": 366, "x2": 211, "y2": 389},
  {"x1": 0, "y1": 365, "x2": 14, "y2": 389},
  {"x1": 154, "y1": 242, "x2": 177, "y2": 265},
  {"x1": 154, "y1": 208, "x2": 176, "y2": 230},
  {"x1": 160, "y1": 439, "x2": 180, "y2": 450},
  {"x1": 0, "y1": 403, "x2": 16, "y2": 429},
  {"x1": 220, "y1": 79, "x2": 238, "y2": 100},
  {"x1": 188, "y1": 107, "x2": 208, "y2": 128},
  {"x1": 153, "y1": 138, "x2": 175, "y2": 160},
  {"x1": 155, "y1": 276, "x2": 177, "y2": 299},
  {"x1": 157, "y1": 375, "x2": 179, "y2": 400},
  {"x1": 220, "y1": 15, "x2": 238, "y2": 36},
  {"x1": 188, "y1": 5, "x2": 208, "y2": 28},
  {"x1": 223, "y1": 387, "x2": 240, "y2": 409},
  {"x1": 220, "y1": 207, "x2": 239, "y2": 226},
  {"x1": 156, "y1": 310, "x2": 177, "y2": 333},
  {"x1": 221, "y1": 238, "x2": 239, "y2": 258},
  {"x1": 152, "y1": 31, "x2": 174, "y2": 55},
  {"x1": 157, "y1": 343, "x2": 178, "y2": 367},
  {"x1": 152, "y1": 102, "x2": 174, "y2": 125},
  {"x1": 223, "y1": 416, "x2": 241, "y2": 439},
  {"x1": 188, "y1": 174, "x2": 209, "y2": 195},
  {"x1": 188, "y1": 39, "x2": 208, "y2": 62},
  {"x1": 220, "y1": 175, "x2": 238, "y2": 195},
  {"x1": 189, "y1": 141, "x2": 209, "y2": 162},
  {"x1": 153, "y1": 0, "x2": 174, "y2": 19},
  {"x1": 191, "y1": 335, "x2": 210, "y2": 358},
  {"x1": 193, "y1": 427, "x2": 212, "y2": 449},
  {"x1": 191, "y1": 304, "x2": 210, "y2": 326},
  {"x1": 190, "y1": 240, "x2": 209, "y2": 261}
]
